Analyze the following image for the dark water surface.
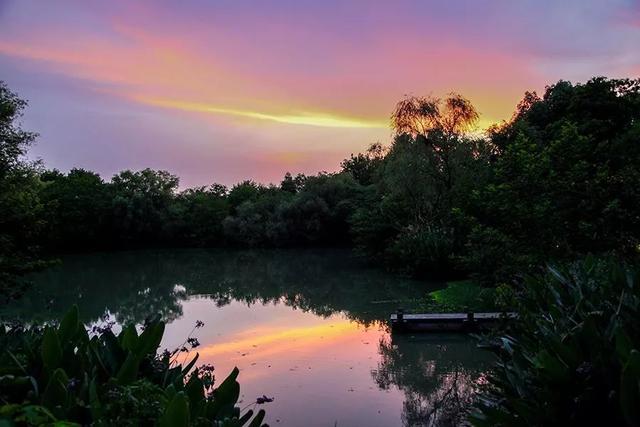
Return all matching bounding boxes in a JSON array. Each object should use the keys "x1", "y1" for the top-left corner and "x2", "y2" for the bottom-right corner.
[{"x1": 3, "y1": 249, "x2": 493, "y2": 427}]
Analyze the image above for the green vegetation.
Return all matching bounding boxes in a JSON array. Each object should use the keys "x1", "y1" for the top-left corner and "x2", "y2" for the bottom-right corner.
[
  {"x1": 471, "y1": 257, "x2": 640, "y2": 426},
  {"x1": 421, "y1": 280, "x2": 498, "y2": 313},
  {"x1": 1, "y1": 76, "x2": 640, "y2": 425},
  {"x1": 4, "y1": 78, "x2": 640, "y2": 290},
  {"x1": 0, "y1": 305, "x2": 268, "y2": 426},
  {"x1": 0, "y1": 82, "x2": 44, "y2": 301}
]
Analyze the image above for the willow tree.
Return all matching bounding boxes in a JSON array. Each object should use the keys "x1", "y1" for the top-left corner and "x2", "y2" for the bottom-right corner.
[
  {"x1": 349, "y1": 93, "x2": 491, "y2": 277},
  {"x1": 391, "y1": 93, "x2": 479, "y2": 138}
]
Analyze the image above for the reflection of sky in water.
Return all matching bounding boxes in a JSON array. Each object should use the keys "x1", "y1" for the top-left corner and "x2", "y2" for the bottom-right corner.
[
  {"x1": 5, "y1": 249, "x2": 493, "y2": 426},
  {"x1": 163, "y1": 298, "x2": 406, "y2": 426}
]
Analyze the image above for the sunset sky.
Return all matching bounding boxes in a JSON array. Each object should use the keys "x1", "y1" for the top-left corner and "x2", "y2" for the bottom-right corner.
[{"x1": 1, "y1": 0, "x2": 639, "y2": 187}]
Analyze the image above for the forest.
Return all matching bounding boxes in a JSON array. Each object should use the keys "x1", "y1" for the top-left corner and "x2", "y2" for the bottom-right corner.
[{"x1": 1, "y1": 77, "x2": 640, "y2": 425}]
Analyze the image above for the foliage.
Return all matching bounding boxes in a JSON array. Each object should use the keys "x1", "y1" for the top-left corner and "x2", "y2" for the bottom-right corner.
[
  {"x1": 0, "y1": 306, "x2": 268, "y2": 426},
  {"x1": 467, "y1": 77, "x2": 640, "y2": 283},
  {"x1": 39, "y1": 169, "x2": 110, "y2": 250},
  {"x1": 340, "y1": 143, "x2": 385, "y2": 186},
  {"x1": 471, "y1": 257, "x2": 640, "y2": 426},
  {"x1": 419, "y1": 280, "x2": 499, "y2": 313},
  {"x1": 350, "y1": 94, "x2": 492, "y2": 277},
  {"x1": 0, "y1": 81, "x2": 43, "y2": 299},
  {"x1": 110, "y1": 169, "x2": 180, "y2": 246},
  {"x1": 2, "y1": 77, "x2": 640, "y2": 285}
]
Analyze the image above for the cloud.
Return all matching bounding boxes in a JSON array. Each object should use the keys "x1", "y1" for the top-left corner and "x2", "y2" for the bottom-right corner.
[{"x1": 134, "y1": 96, "x2": 387, "y2": 128}]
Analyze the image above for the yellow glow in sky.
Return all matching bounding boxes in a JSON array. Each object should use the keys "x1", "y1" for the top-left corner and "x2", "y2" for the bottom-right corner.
[{"x1": 136, "y1": 96, "x2": 388, "y2": 129}]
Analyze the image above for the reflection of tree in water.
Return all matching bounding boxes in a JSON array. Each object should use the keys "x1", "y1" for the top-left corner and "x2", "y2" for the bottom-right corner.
[
  {"x1": 2, "y1": 249, "x2": 436, "y2": 326},
  {"x1": 372, "y1": 334, "x2": 493, "y2": 427}
]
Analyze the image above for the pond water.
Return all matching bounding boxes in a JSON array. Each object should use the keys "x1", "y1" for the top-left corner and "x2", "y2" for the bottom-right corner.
[{"x1": 3, "y1": 249, "x2": 493, "y2": 427}]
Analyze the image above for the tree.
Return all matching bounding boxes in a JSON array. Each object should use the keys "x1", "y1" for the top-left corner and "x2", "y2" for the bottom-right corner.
[
  {"x1": 340, "y1": 143, "x2": 386, "y2": 186},
  {"x1": 280, "y1": 172, "x2": 307, "y2": 193},
  {"x1": 351, "y1": 93, "x2": 490, "y2": 277},
  {"x1": 466, "y1": 77, "x2": 640, "y2": 283},
  {"x1": 391, "y1": 93, "x2": 479, "y2": 137},
  {"x1": 0, "y1": 82, "x2": 43, "y2": 298},
  {"x1": 172, "y1": 184, "x2": 229, "y2": 246},
  {"x1": 109, "y1": 169, "x2": 179, "y2": 246},
  {"x1": 39, "y1": 168, "x2": 110, "y2": 250}
]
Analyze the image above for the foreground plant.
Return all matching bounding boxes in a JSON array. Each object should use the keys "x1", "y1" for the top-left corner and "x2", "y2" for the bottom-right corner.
[
  {"x1": 470, "y1": 257, "x2": 640, "y2": 426},
  {"x1": 0, "y1": 306, "x2": 268, "y2": 426}
]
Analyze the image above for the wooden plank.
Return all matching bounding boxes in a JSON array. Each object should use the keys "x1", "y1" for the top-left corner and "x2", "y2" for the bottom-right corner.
[
  {"x1": 389, "y1": 312, "x2": 517, "y2": 333},
  {"x1": 390, "y1": 312, "x2": 515, "y2": 321}
]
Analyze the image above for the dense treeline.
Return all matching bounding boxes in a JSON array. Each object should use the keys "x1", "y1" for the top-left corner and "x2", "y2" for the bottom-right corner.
[
  {"x1": 2, "y1": 77, "x2": 640, "y2": 425},
  {"x1": 1, "y1": 77, "x2": 640, "y2": 292}
]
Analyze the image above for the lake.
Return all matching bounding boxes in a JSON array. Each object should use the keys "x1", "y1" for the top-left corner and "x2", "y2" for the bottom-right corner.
[{"x1": 2, "y1": 249, "x2": 493, "y2": 427}]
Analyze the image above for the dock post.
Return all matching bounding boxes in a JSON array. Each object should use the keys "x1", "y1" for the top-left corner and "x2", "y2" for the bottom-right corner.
[
  {"x1": 393, "y1": 308, "x2": 405, "y2": 333},
  {"x1": 464, "y1": 311, "x2": 476, "y2": 331}
]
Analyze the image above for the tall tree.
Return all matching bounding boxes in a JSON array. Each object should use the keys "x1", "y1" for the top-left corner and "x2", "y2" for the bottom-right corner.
[{"x1": 0, "y1": 82, "x2": 43, "y2": 298}]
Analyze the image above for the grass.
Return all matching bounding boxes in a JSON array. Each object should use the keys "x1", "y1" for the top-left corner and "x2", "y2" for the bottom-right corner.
[{"x1": 419, "y1": 280, "x2": 499, "y2": 313}]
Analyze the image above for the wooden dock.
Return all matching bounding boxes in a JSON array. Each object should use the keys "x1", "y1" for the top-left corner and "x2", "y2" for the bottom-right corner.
[{"x1": 390, "y1": 310, "x2": 516, "y2": 333}]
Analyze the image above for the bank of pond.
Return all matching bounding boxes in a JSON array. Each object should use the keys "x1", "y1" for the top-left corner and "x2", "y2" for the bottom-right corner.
[{"x1": 1, "y1": 249, "x2": 639, "y2": 426}]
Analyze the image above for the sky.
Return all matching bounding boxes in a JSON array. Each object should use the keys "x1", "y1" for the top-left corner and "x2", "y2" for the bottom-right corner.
[{"x1": 1, "y1": 0, "x2": 639, "y2": 187}]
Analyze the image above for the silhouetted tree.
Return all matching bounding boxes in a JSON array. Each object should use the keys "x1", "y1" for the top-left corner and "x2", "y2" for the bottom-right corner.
[{"x1": 0, "y1": 82, "x2": 43, "y2": 298}]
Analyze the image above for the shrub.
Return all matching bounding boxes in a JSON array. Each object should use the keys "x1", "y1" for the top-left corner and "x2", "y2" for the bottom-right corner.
[
  {"x1": 0, "y1": 306, "x2": 268, "y2": 426},
  {"x1": 471, "y1": 257, "x2": 640, "y2": 426}
]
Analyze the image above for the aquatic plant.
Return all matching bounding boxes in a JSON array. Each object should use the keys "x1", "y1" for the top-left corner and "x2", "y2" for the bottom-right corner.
[
  {"x1": 0, "y1": 306, "x2": 268, "y2": 426},
  {"x1": 470, "y1": 257, "x2": 640, "y2": 426}
]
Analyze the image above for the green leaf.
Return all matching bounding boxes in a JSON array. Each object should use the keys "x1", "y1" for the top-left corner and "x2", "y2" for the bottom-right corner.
[
  {"x1": 620, "y1": 350, "x2": 640, "y2": 425},
  {"x1": 615, "y1": 329, "x2": 634, "y2": 364},
  {"x1": 89, "y1": 376, "x2": 102, "y2": 420},
  {"x1": 185, "y1": 374, "x2": 205, "y2": 418},
  {"x1": 57, "y1": 305, "x2": 80, "y2": 344},
  {"x1": 136, "y1": 322, "x2": 165, "y2": 357},
  {"x1": 238, "y1": 409, "x2": 254, "y2": 425},
  {"x1": 42, "y1": 368, "x2": 69, "y2": 408},
  {"x1": 41, "y1": 326, "x2": 63, "y2": 371},
  {"x1": 247, "y1": 409, "x2": 266, "y2": 427},
  {"x1": 100, "y1": 330, "x2": 126, "y2": 374},
  {"x1": 160, "y1": 392, "x2": 190, "y2": 427},
  {"x1": 119, "y1": 324, "x2": 139, "y2": 352},
  {"x1": 206, "y1": 368, "x2": 240, "y2": 419},
  {"x1": 116, "y1": 352, "x2": 140, "y2": 385},
  {"x1": 182, "y1": 353, "x2": 199, "y2": 376}
]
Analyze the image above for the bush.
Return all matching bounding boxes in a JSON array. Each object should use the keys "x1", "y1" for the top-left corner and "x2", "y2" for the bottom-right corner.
[
  {"x1": 385, "y1": 226, "x2": 456, "y2": 278},
  {"x1": 0, "y1": 306, "x2": 268, "y2": 426},
  {"x1": 471, "y1": 257, "x2": 640, "y2": 426}
]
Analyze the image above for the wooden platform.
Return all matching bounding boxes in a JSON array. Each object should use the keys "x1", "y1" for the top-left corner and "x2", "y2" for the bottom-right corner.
[{"x1": 390, "y1": 311, "x2": 516, "y2": 333}]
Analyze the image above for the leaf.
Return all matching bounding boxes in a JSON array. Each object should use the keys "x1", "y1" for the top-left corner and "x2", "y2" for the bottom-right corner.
[
  {"x1": 57, "y1": 305, "x2": 80, "y2": 344},
  {"x1": 100, "y1": 330, "x2": 126, "y2": 374},
  {"x1": 160, "y1": 392, "x2": 190, "y2": 427},
  {"x1": 238, "y1": 409, "x2": 254, "y2": 425},
  {"x1": 136, "y1": 322, "x2": 165, "y2": 357},
  {"x1": 247, "y1": 409, "x2": 266, "y2": 427},
  {"x1": 119, "y1": 325, "x2": 139, "y2": 352},
  {"x1": 615, "y1": 329, "x2": 633, "y2": 364},
  {"x1": 206, "y1": 368, "x2": 240, "y2": 419},
  {"x1": 42, "y1": 368, "x2": 69, "y2": 408},
  {"x1": 116, "y1": 352, "x2": 140, "y2": 385},
  {"x1": 41, "y1": 327, "x2": 63, "y2": 371},
  {"x1": 89, "y1": 376, "x2": 102, "y2": 420},
  {"x1": 185, "y1": 375, "x2": 205, "y2": 406},
  {"x1": 620, "y1": 350, "x2": 640, "y2": 425},
  {"x1": 182, "y1": 353, "x2": 199, "y2": 376}
]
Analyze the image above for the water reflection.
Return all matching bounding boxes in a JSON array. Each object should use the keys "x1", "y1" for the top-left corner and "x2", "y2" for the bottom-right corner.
[
  {"x1": 4, "y1": 249, "x2": 429, "y2": 325},
  {"x1": 373, "y1": 335, "x2": 492, "y2": 426},
  {"x1": 2, "y1": 249, "x2": 492, "y2": 426}
]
